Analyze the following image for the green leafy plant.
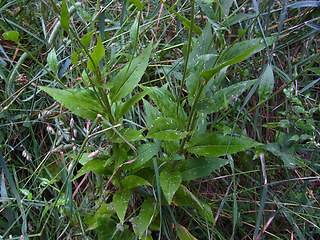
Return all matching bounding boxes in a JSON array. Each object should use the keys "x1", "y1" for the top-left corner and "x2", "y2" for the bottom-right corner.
[{"x1": 1, "y1": 0, "x2": 319, "y2": 239}]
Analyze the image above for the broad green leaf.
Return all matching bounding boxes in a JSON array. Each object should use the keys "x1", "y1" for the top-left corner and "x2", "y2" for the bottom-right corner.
[
  {"x1": 181, "y1": 157, "x2": 229, "y2": 181},
  {"x1": 143, "y1": 99, "x2": 162, "y2": 127},
  {"x1": 110, "y1": 41, "x2": 153, "y2": 103},
  {"x1": 147, "y1": 117, "x2": 188, "y2": 141},
  {"x1": 177, "y1": 224, "x2": 198, "y2": 240},
  {"x1": 308, "y1": 67, "x2": 320, "y2": 75},
  {"x1": 60, "y1": 0, "x2": 70, "y2": 31},
  {"x1": 115, "y1": 90, "x2": 150, "y2": 119},
  {"x1": 71, "y1": 51, "x2": 78, "y2": 65},
  {"x1": 73, "y1": 159, "x2": 112, "y2": 181},
  {"x1": 186, "y1": 132, "x2": 261, "y2": 157},
  {"x1": 80, "y1": 31, "x2": 94, "y2": 49},
  {"x1": 264, "y1": 143, "x2": 298, "y2": 168},
  {"x1": 110, "y1": 128, "x2": 145, "y2": 143},
  {"x1": 123, "y1": 141, "x2": 161, "y2": 170},
  {"x1": 258, "y1": 64, "x2": 274, "y2": 103},
  {"x1": 201, "y1": 36, "x2": 278, "y2": 81},
  {"x1": 88, "y1": 35, "x2": 105, "y2": 72},
  {"x1": 137, "y1": 198, "x2": 159, "y2": 237},
  {"x1": 128, "y1": 0, "x2": 143, "y2": 10},
  {"x1": 145, "y1": 84, "x2": 187, "y2": 122},
  {"x1": 113, "y1": 190, "x2": 131, "y2": 224},
  {"x1": 197, "y1": 80, "x2": 256, "y2": 114},
  {"x1": 122, "y1": 175, "x2": 150, "y2": 190},
  {"x1": 40, "y1": 87, "x2": 103, "y2": 120},
  {"x1": 198, "y1": 201, "x2": 214, "y2": 223},
  {"x1": 201, "y1": 45, "x2": 258, "y2": 81},
  {"x1": 47, "y1": 48, "x2": 58, "y2": 75},
  {"x1": 3, "y1": 31, "x2": 19, "y2": 42},
  {"x1": 160, "y1": 169, "x2": 182, "y2": 203}
]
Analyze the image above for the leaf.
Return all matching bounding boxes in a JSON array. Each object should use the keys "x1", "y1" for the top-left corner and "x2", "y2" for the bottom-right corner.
[
  {"x1": 201, "y1": 45, "x2": 258, "y2": 81},
  {"x1": 88, "y1": 35, "x2": 105, "y2": 72},
  {"x1": 60, "y1": 0, "x2": 70, "y2": 31},
  {"x1": 143, "y1": 99, "x2": 162, "y2": 127},
  {"x1": 264, "y1": 143, "x2": 298, "y2": 168},
  {"x1": 40, "y1": 87, "x2": 103, "y2": 120},
  {"x1": 3, "y1": 31, "x2": 19, "y2": 42},
  {"x1": 201, "y1": 36, "x2": 278, "y2": 81},
  {"x1": 73, "y1": 159, "x2": 112, "y2": 181},
  {"x1": 47, "y1": 48, "x2": 58, "y2": 75},
  {"x1": 147, "y1": 117, "x2": 188, "y2": 141},
  {"x1": 197, "y1": 80, "x2": 256, "y2": 114},
  {"x1": 186, "y1": 132, "x2": 261, "y2": 157},
  {"x1": 80, "y1": 31, "x2": 94, "y2": 49},
  {"x1": 110, "y1": 128, "x2": 145, "y2": 143},
  {"x1": 122, "y1": 175, "x2": 150, "y2": 190},
  {"x1": 137, "y1": 198, "x2": 159, "y2": 237},
  {"x1": 181, "y1": 157, "x2": 229, "y2": 181},
  {"x1": 128, "y1": 0, "x2": 143, "y2": 10},
  {"x1": 177, "y1": 224, "x2": 198, "y2": 240},
  {"x1": 130, "y1": 18, "x2": 139, "y2": 49},
  {"x1": 145, "y1": 84, "x2": 187, "y2": 122},
  {"x1": 110, "y1": 41, "x2": 153, "y2": 103},
  {"x1": 115, "y1": 89, "x2": 150, "y2": 119},
  {"x1": 71, "y1": 51, "x2": 78, "y2": 65},
  {"x1": 160, "y1": 169, "x2": 182, "y2": 204},
  {"x1": 113, "y1": 190, "x2": 131, "y2": 224},
  {"x1": 258, "y1": 64, "x2": 274, "y2": 103},
  {"x1": 123, "y1": 142, "x2": 161, "y2": 170}
]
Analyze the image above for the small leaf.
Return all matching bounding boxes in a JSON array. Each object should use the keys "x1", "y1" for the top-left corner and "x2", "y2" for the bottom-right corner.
[
  {"x1": 181, "y1": 157, "x2": 229, "y2": 181},
  {"x1": 160, "y1": 169, "x2": 182, "y2": 203},
  {"x1": 201, "y1": 45, "x2": 258, "y2": 81},
  {"x1": 73, "y1": 159, "x2": 112, "y2": 181},
  {"x1": 122, "y1": 175, "x2": 150, "y2": 190},
  {"x1": 110, "y1": 41, "x2": 153, "y2": 103},
  {"x1": 61, "y1": 0, "x2": 70, "y2": 31},
  {"x1": 177, "y1": 224, "x2": 198, "y2": 240},
  {"x1": 40, "y1": 87, "x2": 103, "y2": 120},
  {"x1": 115, "y1": 90, "x2": 150, "y2": 119},
  {"x1": 128, "y1": 0, "x2": 143, "y2": 10},
  {"x1": 47, "y1": 48, "x2": 58, "y2": 75},
  {"x1": 110, "y1": 128, "x2": 145, "y2": 143},
  {"x1": 71, "y1": 51, "x2": 78, "y2": 65},
  {"x1": 3, "y1": 31, "x2": 19, "y2": 42},
  {"x1": 113, "y1": 190, "x2": 131, "y2": 224},
  {"x1": 123, "y1": 142, "x2": 161, "y2": 170},
  {"x1": 147, "y1": 117, "x2": 188, "y2": 141},
  {"x1": 130, "y1": 18, "x2": 139, "y2": 49},
  {"x1": 258, "y1": 64, "x2": 274, "y2": 103},
  {"x1": 137, "y1": 198, "x2": 159, "y2": 237},
  {"x1": 143, "y1": 99, "x2": 162, "y2": 127},
  {"x1": 186, "y1": 132, "x2": 261, "y2": 157},
  {"x1": 81, "y1": 31, "x2": 94, "y2": 49},
  {"x1": 88, "y1": 35, "x2": 105, "y2": 72}
]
